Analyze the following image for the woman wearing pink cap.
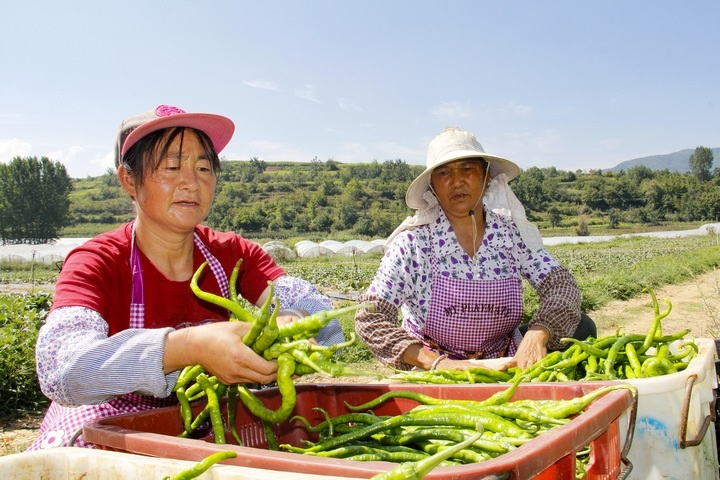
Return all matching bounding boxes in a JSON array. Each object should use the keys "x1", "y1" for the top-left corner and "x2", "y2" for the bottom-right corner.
[
  {"x1": 355, "y1": 127, "x2": 595, "y2": 373},
  {"x1": 28, "y1": 105, "x2": 343, "y2": 450}
]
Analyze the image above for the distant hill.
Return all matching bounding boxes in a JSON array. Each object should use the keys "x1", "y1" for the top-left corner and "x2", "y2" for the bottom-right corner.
[{"x1": 609, "y1": 147, "x2": 720, "y2": 173}]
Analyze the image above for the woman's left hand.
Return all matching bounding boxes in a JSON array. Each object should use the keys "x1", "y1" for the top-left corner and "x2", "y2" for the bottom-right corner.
[{"x1": 501, "y1": 326, "x2": 549, "y2": 371}]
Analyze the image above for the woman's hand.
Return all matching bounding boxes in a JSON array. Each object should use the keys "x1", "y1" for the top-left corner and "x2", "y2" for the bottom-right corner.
[
  {"x1": 164, "y1": 321, "x2": 278, "y2": 385},
  {"x1": 430, "y1": 357, "x2": 478, "y2": 371},
  {"x1": 501, "y1": 326, "x2": 549, "y2": 371},
  {"x1": 404, "y1": 344, "x2": 476, "y2": 371}
]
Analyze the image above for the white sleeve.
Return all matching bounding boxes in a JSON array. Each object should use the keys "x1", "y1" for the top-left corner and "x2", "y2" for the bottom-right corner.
[{"x1": 35, "y1": 306, "x2": 179, "y2": 406}]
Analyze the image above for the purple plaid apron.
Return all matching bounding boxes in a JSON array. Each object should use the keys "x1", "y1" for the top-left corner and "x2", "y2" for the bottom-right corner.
[
  {"x1": 27, "y1": 227, "x2": 228, "y2": 450},
  {"x1": 411, "y1": 229, "x2": 524, "y2": 360}
]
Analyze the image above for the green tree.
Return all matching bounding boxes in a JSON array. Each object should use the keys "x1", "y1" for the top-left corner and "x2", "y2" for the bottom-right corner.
[
  {"x1": 689, "y1": 146, "x2": 714, "y2": 181},
  {"x1": 513, "y1": 167, "x2": 548, "y2": 212},
  {"x1": 547, "y1": 206, "x2": 562, "y2": 228},
  {"x1": 0, "y1": 156, "x2": 73, "y2": 244}
]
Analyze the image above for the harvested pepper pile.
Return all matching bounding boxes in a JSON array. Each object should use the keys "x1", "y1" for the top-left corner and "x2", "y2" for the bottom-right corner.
[{"x1": 391, "y1": 288, "x2": 698, "y2": 385}]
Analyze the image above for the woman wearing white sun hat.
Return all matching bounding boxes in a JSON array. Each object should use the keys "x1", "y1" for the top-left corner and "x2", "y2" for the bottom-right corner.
[
  {"x1": 28, "y1": 104, "x2": 343, "y2": 451},
  {"x1": 355, "y1": 127, "x2": 595, "y2": 372}
]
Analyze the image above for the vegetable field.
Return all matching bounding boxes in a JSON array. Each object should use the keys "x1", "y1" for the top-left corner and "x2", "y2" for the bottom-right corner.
[
  {"x1": 281, "y1": 234, "x2": 720, "y2": 316},
  {"x1": 1, "y1": 234, "x2": 719, "y2": 420}
]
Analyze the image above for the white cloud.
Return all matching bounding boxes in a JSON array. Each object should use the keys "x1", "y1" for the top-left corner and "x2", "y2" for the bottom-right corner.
[
  {"x1": 431, "y1": 101, "x2": 473, "y2": 120},
  {"x1": 338, "y1": 97, "x2": 363, "y2": 112},
  {"x1": 372, "y1": 142, "x2": 425, "y2": 163},
  {"x1": 245, "y1": 140, "x2": 313, "y2": 162},
  {"x1": 333, "y1": 141, "x2": 371, "y2": 163},
  {"x1": 0, "y1": 138, "x2": 32, "y2": 162},
  {"x1": 594, "y1": 138, "x2": 622, "y2": 151},
  {"x1": 295, "y1": 84, "x2": 320, "y2": 103},
  {"x1": 46, "y1": 146, "x2": 85, "y2": 163},
  {"x1": 502, "y1": 102, "x2": 533, "y2": 116},
  {"x1": 502, "y1": 130, "x2": 565, "y2": 154},
  {"x1": 0, "y1": 113, "x2": 23, "y2": 124},
  {"x1": 242, "y1": 79, "x2": 281, "y2": 91}
]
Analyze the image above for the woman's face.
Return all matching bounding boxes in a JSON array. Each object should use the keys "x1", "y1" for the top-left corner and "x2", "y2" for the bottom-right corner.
[
  {"x1": 124, "y1": 130, "x2": 217, "y2": 234},
  {"x1": 430, "y1": 158, "x2": 488, "y2": 220}
]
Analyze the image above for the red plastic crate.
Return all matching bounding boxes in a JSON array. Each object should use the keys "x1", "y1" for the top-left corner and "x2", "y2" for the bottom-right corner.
[{"x1": 83, "y1": 382, "x2": 636, "y2": 479}]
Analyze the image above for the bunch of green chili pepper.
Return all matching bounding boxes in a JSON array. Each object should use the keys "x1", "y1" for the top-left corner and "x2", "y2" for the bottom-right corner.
[
  {"x1": 174, "y1": 259, "x2": 374, "y2": 445},
  {"x1": 282, "y1": 378, "x2": 637, "y2": 480},
  {"x1": 391, "y1": 288, "x2": 698, "y2": 385}
]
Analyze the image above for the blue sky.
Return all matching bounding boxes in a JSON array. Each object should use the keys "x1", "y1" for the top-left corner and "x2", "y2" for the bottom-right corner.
[{"x1": 2, "y1": 1, "x2": 718, "y2": 179}]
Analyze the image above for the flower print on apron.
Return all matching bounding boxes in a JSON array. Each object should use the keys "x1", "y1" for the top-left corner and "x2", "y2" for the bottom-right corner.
[
  {"x1": 413, "y1": 228, "x2": 524, "y2": 360},
  {"x1": 27, "y1": 227, "x2": 229, "y2": 450}
]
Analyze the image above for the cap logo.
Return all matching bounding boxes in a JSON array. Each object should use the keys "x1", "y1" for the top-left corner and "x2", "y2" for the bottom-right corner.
[{"x1": 154, "y1": 105, "x2": 186, "y2": 117}]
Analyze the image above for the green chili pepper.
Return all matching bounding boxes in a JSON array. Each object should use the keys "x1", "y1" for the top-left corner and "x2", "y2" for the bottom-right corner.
[
  {"x1": 237, "y1": 353, "x2": 297, "y2": 423},
  {"x1": 374, "y1": 427, "x2": 513, "y2": 454},
  {"x1": 641, "y1": 356, "x2": 678, "y2": 376},
  {"x1": 262, "y1": 419, "x2": 279, "y2": 450},
  {"x1": 228, "y1": 258, "x2": 242, "y2": 305},
  {"x1": 178, "y1": 383, "x2": 228, "y2": 438},
  {"x1": 604, "y1": 333, "x2": 646, "y2": 379},
  {"x1": 190, "y1": 261, "x2": 255, "y2": 323},
  {"x1": 251, "y1": 295, "x2": 280, "y2": 353},
  {"x1": 196, "y1": 373, "x2": 226, "y2": 444},
  {"x1": 242, "y1": 282, "x2": 273, "y2": 346},
  {"x1": 175, "y1": 386, "x2": 193, "y2": 433},
  {"x1": 415, "y1": 439, "x2": 490, "y2": 463},
  {"x1": 369, "y1": 423, "x2": 485, "y2": 480},
  {"x1": 346, "y1": 375, "x2": 523, "y2": 412},
  {"x1": 667, "y1": 342, "x2": 699, "y2": 362},
  {"x1": 162, "y1": 450, "x2": 237, "y2": 480},
  {"x1": 185, "y1": 375, "x2": 220, "y2": 402},
  {"x1": 262, "y1": 338, "x2": 313, "y2": 360},
  {"x1": 226, "y1": 384, "x2": 242, "y2": 445},
  {"x1": 637, "y1": 288, "x2": 672, "y2": 355},
  {"x1": 277, "y1": 303, "x2": 372, "y2": 339},
  {"x1": 542, "y1": 384, "x2": 636, "y2": 419},
  {"x1": 174, "y1": 364, "x2": 205, "y2": 392},
  {"x1": 291, "y1": 412, "x2": 386, "y2": 434}
]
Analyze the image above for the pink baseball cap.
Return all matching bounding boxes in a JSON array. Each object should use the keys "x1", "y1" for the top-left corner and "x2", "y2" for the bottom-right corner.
[{"x1": 114, "y1": 104, "x2": 235, "y2": 167}]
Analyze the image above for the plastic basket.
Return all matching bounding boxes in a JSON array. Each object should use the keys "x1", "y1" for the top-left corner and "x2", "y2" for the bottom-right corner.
[{"x1": 84, "y1": 382, "x2": 635, "y2": 479}]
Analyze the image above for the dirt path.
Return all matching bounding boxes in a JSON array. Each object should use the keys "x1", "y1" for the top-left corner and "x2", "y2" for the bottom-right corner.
[
  {"x1": 2, "y1": 269, "x2": 719, "y2": 456},
  {"x1": 591, "y1": 268, "x2": 720, "y2": 339}
]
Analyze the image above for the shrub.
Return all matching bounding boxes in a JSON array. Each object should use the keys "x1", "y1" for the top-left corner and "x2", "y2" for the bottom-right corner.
[{"x1": 0, "y1": 293, "x2": 51, "y2": 419}]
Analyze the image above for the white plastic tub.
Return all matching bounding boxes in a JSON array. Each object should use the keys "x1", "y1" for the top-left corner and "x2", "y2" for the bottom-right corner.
[
  {"x1": 620, "y1": 337, "x2": 719, "y2": 480},
  {"x1": 0, "y1": 447, "x2": 347, "y2": 480}
]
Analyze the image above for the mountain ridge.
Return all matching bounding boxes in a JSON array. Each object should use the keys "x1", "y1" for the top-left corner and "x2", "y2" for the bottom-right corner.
[{"x1": 609, "y1": 147, "x2": 720, "y2": 173}]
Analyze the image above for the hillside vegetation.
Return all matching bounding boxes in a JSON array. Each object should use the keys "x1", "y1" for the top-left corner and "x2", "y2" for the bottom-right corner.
[{"x1": 62, "y1": 158, "x2": 720, "y2": 241}]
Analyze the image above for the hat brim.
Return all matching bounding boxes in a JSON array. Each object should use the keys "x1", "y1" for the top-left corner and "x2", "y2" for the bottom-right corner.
[
  {"x1": 121, "y1": 113, "x2": 235, "y2": 157},
  {"x1": 406, "y1": 151, "x2": 520, "y2": 209}
]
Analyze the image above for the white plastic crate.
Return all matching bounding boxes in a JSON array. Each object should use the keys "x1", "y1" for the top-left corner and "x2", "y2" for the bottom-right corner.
[{"x1": 0, "y1": 447, "x2": 347, "y2": 480}]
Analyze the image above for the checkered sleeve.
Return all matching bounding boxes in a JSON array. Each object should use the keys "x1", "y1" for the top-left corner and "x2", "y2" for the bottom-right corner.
[
  {"x1": 527, "y1": 266, "x2": 582, "y2": 350},
  {"x1": 355, "y1": 293, "x2": 422, "y2": 370}
]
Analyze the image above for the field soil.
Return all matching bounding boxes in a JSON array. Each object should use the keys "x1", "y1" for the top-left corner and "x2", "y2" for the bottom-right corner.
[{"x1": 2, "y1": 269, "x2": 719, "y2": 456}]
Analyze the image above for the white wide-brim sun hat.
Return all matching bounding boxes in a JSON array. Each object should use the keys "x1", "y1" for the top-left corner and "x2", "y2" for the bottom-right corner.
[{"x1": 406, "y1": 127, "x2": 521, "y2": 210}]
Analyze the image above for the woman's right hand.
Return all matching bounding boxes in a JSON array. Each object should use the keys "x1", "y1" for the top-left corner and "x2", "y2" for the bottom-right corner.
[{"x1": 164, "y1": 321, "x2": 278, "y2": 385}]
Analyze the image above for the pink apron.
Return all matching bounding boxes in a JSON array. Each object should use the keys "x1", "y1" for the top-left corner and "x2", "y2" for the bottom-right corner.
[
  {"x1": 407, "y1": 228, "x2": 524, "y2": 360},
  {"x1": 27, "y1": 228, "x2": 228, "y2": 450}
]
